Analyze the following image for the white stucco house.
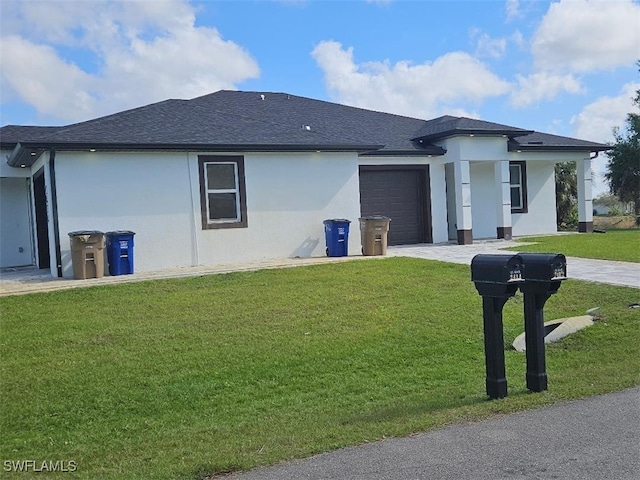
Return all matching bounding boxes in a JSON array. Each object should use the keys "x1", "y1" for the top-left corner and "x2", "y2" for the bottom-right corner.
[{"x1": 0, "y1": 91, "x2": 610, "y2": 278}]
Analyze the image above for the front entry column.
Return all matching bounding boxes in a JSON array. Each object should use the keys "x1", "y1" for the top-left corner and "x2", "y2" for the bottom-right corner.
[
  {"x1": 495, "y1": 160, "x2": 512, "y2": 240},
  {"x1": 576, "y1": 158, "x2": 594, "y2": 233},
  {"x1": 454, "y1": 160, "x2": 473, "y2": 244}
]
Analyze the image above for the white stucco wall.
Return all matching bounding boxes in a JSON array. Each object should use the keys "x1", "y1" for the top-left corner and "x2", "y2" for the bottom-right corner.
[
  {"x1": 511, "y1": 160, "x2": 558, "y2": 236},
  {"x1": 194, "y1": 152, "x2": 362, "y2": 265},
  {"x1": 428, "y1": 161, "x2": 449, "y2": 243},
  {"x1": 0, "y1": 177, "x2": 34, "y2": 267},
  {"x1": 470, "y1": 161, "x2": 498, "y2": 239},
  {"x1": 1, "y1": 151, "x2": 34, "y2": 268},
  {"x1": 53, "y1": 151, "x2": 362, "y2": 277}
]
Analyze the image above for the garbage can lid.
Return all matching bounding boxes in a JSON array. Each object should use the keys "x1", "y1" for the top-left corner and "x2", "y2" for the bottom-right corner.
[
  {"x1": 68, "y1": 230, "x2": 104, "y2": 237},
  {"x1": 323, "y1": 219, "x2": 351, "y2": 224},
  {"x1": 359, "y1": 216, "x2": 391, "y2": 221},
  {"x1": 105, "y1": 230, "x2": 136, "y2": 236}
]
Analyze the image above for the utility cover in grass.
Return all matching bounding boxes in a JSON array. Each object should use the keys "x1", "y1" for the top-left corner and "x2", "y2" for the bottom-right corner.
[{"x1": 512, "y1": 315, "x2": 594, "y2": 352}]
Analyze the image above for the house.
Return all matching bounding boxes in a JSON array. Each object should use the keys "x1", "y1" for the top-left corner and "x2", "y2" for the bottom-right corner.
[
  {"x1": 592, "y1": 195, "x2": 634, "y2": 216},
  {"x1": 0, "y1": 91, "x2": 610, "y2": 278}
]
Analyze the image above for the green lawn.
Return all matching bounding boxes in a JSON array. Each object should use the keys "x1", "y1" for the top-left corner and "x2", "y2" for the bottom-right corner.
[
  {"x1": 1, "y1": 258, "x2": 639, "y2": 479},
  {"x1": 509, "y1": 230, "x2": 640, "y2": 262}
]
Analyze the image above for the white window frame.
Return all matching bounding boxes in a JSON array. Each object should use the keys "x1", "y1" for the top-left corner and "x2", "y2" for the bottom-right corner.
[
  {"x1": 204, "y1": 161, "x2": 241, "y2": 223},
  {"x1": 198, "y1": 156, "x2": 247, "y2": 229}
]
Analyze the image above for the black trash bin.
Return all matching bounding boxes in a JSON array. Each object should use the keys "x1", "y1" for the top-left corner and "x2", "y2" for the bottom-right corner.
[{"x1": 106, "y1": 231, "x2": 135, "y2": 275}]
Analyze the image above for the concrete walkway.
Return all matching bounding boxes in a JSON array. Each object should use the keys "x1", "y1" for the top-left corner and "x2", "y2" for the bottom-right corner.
[
  {"x1": 0, "y1": 255, "x2": 370, "y2": 297},
  {"x1": 387, "y1": 240, "x2": 640, "y2": 288},
  {"x1": 1, "y1": 239, "x2": 638, "y2": 296}
]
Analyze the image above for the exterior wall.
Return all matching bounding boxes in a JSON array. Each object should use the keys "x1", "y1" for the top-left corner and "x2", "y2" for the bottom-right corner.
[
  {"x1": 511, "y1": 160, "x2": 557, "y2": 236},
  {"x1": 428, "y1": 160, "x2": 449, "y2": 243},
  {"x1": 55, "y1": 152, "x2": 193, "y2": 277},
  {"x1": 0, "y1": 151, "x2": 31, "y2": 178},
  {"x1": 53, "y1": 151, "x2": 362, "y2": 277},
  {"x1": 1, "y1": 150, "x2": 36, "y2": 268},
  {"x1": 456, "y1": 136, "x2": 509, "y2": 160},
  {"x1": 194, "y1": 152, "x2": 362, "y2": 266},
  {"x1": 470, "y1": 161, "x2": 498, "y2": 239},
  {"x1": 0, "y1": 177, "x2": 34, "y2": 267}
]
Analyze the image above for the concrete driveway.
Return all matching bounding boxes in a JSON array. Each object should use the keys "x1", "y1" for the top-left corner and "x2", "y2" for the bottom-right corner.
[{"x1": 387, "y1": 240, "x2": 640, "y2": 289}]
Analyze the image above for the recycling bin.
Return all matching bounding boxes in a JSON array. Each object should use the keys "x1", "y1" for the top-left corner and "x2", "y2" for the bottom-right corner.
[
  {"x1": 359, "y1": 216, "x2": 391, "y2": 256},
  {"x1": 106, "y1": 231, "x2": 135, "y2": 276},
  {"x1": 68, "y1": 231, "x2": 105, "y2": 279},
  {"x1": 323, "y1": 219, "x2": 351, "y2": 257}
]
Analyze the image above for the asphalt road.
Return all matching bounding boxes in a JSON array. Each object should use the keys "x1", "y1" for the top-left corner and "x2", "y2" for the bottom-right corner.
[{"x1": 227, "y1": 386, "x2": 640, "y2": 480}]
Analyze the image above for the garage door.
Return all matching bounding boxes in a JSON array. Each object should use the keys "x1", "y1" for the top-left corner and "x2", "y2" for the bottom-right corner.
[{"x1": 359, "y1": 167, "x2": 432, "y2": 245}]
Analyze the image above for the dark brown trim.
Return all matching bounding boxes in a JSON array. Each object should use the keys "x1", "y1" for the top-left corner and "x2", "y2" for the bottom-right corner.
[
  {"x1": 510, "y1": 161, "x2": 528, "y2": 214},
  {"x1": 359, "y1": 164, "x2": 433, "y2": 244},
  {"x1": 496, "y1": 226, "x2": 512, "y2": 240},
  {"x1": 198, "y1": 155, "x2": 248, "y2": 230},
  {"x1": 578, "y1": 221, "x2": 594, "y2": 233},
  {"x1": 457, "y1": 229, "x2": 473, "y2": 245}
]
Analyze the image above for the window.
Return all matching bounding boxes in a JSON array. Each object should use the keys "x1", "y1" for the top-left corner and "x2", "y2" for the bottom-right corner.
[
  {"x1": 199, "y1": 156, "x2": 247, "y2": 229},
  {"x1": 509, "y1": 161, "x2": 528, "y2": 213}
]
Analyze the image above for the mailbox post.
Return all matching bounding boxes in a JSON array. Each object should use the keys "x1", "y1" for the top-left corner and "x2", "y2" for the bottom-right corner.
[
  {"x1": 471, "y1": 254, "x2": 524, "y2": 399},
  {"x1": 518, "y1": 253, "x2": 567, "y2": 393}
]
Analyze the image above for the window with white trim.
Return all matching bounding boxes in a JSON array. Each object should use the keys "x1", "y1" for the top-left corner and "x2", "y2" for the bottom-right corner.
[
  {"x1": 509, "y1": 161, "x2": 528, "y2": 213},
  {"x1": 199, "y1": 156, "x2": 247, "y2": 229}
]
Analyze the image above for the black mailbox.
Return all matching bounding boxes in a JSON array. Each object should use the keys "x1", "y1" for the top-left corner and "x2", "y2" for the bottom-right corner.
[
  {"x1": 471, "y1": 254, "x2": 524, "y2": 297},
  {"x1": 518, "y1": 253, "x2": 568, "y2": 393},
  {"x1": 471, "y1": 254, "x2": 524, "y2": 399},
  {"x1": 519, "y1": 253, "x2": 566, "y2": 290}
]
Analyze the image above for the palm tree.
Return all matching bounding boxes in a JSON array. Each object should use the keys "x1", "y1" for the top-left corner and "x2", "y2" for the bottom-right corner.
[{"x1": 555, "y1": 162, "x2": 578, "y2": 229}]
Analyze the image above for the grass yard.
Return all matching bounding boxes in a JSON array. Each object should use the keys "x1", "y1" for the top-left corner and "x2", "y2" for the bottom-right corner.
[
  {"x1": 1, "y1": 258, "x2": 639, "y2": 479},
  {"x1": 509, "y1": 229, "x2": 640, "y2": 262}
]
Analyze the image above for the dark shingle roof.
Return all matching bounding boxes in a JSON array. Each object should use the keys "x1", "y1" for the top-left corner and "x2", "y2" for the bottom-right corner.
[
  {"x1": 508, "y1": 132, "x2": 612, "y2": 152},
  {"x1": 0, "y1": 125, "x2": 63, "y2": 147},
  {"x1": 1, "y1": 90, "x2": 610, "y2": 167},
  {"x1": 412, "y1": 115, "x2": 533, "y2": 141}
]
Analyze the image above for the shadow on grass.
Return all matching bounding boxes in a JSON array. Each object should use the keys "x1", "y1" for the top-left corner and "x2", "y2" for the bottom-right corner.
[
  {"x1": 340, "y1": 385, "x2": 553, "y2": 429},
  {"x1": 195, "y1": 463, "x2": 243, "y2": 480}
]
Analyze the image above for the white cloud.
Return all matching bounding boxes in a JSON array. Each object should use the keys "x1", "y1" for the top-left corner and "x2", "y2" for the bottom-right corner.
[
  {"x1": 473, "y1": 31, "x2": 507, "y2": 59},
  {"x1": 532, "y1": 0, "x2": 640, "y2": 73},
  {"x1": 0, "y1": 35, "x2": 97, "y2": 120},
  {"x1": 510, "y1": 72, "x2": 584, "y2": 107},
  {"x1": 570, "y1": 82, "x2": 640, "y2": 196},
  {"x1": 571, "y1": 82, "x2": 640, "y2": 143},
  {"x1": 0, "y1": 0, "x2": 260, "y2": 123},
  {"x1": 505, "y1": 0, "x2": 522, "y2": 22},
  {"x1": 510, "y1": 30, "x2": 526, "y2": 50},
  {"x1": 311, "y1": 40, "x2": 510, "y2": 118}
]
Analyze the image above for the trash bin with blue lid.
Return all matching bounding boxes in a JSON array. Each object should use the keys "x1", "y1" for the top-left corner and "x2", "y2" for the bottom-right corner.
[
  {"x1": 69, "y1": 230, "x2": 105, "y2": 279},
  {"x1": 323, "y1": 219, "x2": 351, "y2": 257},
  {"x1": 106, "y1": 231, "x2": 135, "y2": 275}
]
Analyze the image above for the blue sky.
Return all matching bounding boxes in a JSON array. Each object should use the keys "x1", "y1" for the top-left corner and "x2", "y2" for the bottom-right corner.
[{"x1": 1, "y1": 0, "x2": 639, "y2": 195}]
